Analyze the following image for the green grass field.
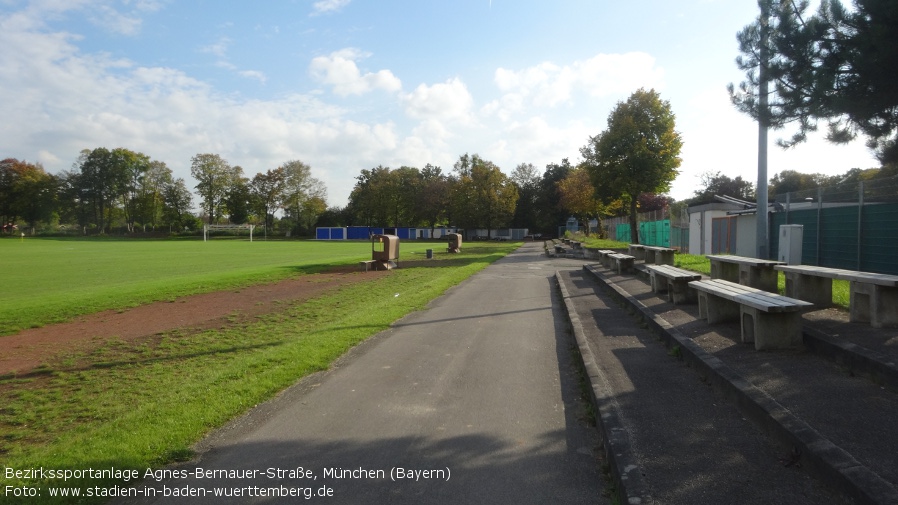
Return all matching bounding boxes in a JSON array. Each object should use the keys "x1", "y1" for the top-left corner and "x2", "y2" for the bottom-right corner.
[
  {"x1": 0, "y1": 237, "x2": 442, "y2": 336},
  {"x1": 0, "y1": 237, "x2": 520, "y2": 504}
]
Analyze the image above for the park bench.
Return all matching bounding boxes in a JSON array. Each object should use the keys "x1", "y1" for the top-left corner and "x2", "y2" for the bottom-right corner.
[
  {"x1": 645, "y1": 264, "x2": 702, "y2": 304},
  {"x1": 627, "y1": 244, "x2": 645, "y2": 261},
  {"x1": 359, "y1": 260, "x2": 377, "y2": 272},
  {"x1": 607, "y1": 253, "x2": 635, "y2": 274},
  {"x1": 689, "y1": 279, "x2": 813, "y2": 350},
  {"x1": 774, "y1": 264, "x2": 898, "y2": 328},
  {"x1": 707, "y1": 255, "x2": 785, "y2": 293},
  {"x1": 642, "y1": 245, "x2": 676, "y2": 265}
]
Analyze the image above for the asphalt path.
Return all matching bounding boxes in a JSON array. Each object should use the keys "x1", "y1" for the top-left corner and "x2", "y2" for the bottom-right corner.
[{"x1": 117, "y1": 242, "x2": 603, "y2": 504}]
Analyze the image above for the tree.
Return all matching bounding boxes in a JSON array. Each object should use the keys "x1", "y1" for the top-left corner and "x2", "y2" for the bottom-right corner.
[
  {"x1": 191, "y1": 153, "x2": 237, "y2": 225},
  {"x1": 161, "y1": 178, "x2": 194, "y2": 231},
  {"x1": 250, "y1": 167, "x2": 287, "y2": 232},
  {"x1": 135, "y1": 160, "x2": 173, "y2": 231},
  {"x1": 510, "y1": 162, "x2": 541, "y2": 230},
  {"x1": 298, "y1": 195, "x2": 327, "y2": 233},
  {"x1": 450, "y1": 154, "x2": 518, "y2": 238},
  {"x1": 76, "y1": 147, "x2": 131, "y2": 233},
  {"x1": 417, "y1": 164, "x2": 450, "y2": 236},
  {"x1": 581, "y1": 88, "x2": 683, "y2": 243},
  {"x1": 281, "y1": 160, "x2": 322, "y2": 220},
  {"x1": 111, "y1": 147, "x2": 151, "y2": 233},
  {"x1": 0, "y1": 158, "x2": 56, "y2": 233},
  {"x1": 537, "y1": 159, "x2": 574, "y2": 235},
  {"x1": 224, "y1": 169, "x2": 253, "y2": 225},
  {"x1": 690, "y1": 171, "x2": 756, "y2": 204},
  {"x1": 557, "y1": 167, "x2": 605, "y2": 236},
  {"x1": 730, "y1": 0, "x2": 898, "y2": 164}
]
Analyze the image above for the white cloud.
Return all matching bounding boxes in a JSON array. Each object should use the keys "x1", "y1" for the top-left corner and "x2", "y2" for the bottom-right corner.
[
  {"x1": 239, "y1": 70, "x2": 267, "y2": 84},
  {"x1": 487, "y1": 117, "x2": 592, "y2": 171},
  {"x1": 0, "y1": 11, "x2": 420, "y2": 206},
  {"x1": 89, "y1": 4, "x2": 143, "y2": 35},
  {"x1": 311, "y1": 0, "x2": 351, "y2": 16},
  {"x1": 309, "y1": 48, "x2": 402, "y2": 96},
  {"x1": 488, "y1": 52, "x2": 665, "y2": 118},
  {"x1": 402, "y1": 78, "x2": 474, "y2": 123}
]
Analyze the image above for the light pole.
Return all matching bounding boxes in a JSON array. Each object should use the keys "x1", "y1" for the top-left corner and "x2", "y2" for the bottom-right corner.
[{"x1": 756, "y1": 0, "x2": 770, "y2": 259}]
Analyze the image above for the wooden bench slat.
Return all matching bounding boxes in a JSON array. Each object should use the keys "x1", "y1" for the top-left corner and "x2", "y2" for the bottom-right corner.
[
  {"x1": 645, "y1": 265, "x2": 701, "y2": 279},
  {"x1": 689, "y1": 279, "x2": 811, "y2": 313}
]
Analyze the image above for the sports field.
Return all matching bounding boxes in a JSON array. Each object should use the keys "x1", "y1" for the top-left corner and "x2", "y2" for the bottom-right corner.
[
  {"x1": 0, "y1": 238, "x2": 438, "y2": 336},
  {"x1": 0, "y1": 237, "x2": 520, "y2": 504}
]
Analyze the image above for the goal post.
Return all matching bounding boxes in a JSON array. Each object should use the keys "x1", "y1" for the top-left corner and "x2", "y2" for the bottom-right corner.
[{"x1": 203, "y1": 224, "x2": 256, "y2": 242}]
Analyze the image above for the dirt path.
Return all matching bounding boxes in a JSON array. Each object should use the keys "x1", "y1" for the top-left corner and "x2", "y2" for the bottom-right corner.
[{"x1": 0, "y1": 268, "x2": 382, "y2": 376}]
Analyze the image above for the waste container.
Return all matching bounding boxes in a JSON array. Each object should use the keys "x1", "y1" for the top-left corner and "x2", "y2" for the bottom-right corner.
[{"x1": 426, "y1": 249, "x2": 433, "y2": 259}]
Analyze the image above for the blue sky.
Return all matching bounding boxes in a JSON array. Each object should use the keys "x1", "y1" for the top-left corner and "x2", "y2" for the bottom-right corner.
[{"x1": 0, "y1": 0, "x2": 878, "y2": 208}]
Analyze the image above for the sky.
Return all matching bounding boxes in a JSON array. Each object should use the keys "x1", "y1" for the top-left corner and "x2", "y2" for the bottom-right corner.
[{"x1": 0, "y1": 0, "x2": 880, "y2": 209}]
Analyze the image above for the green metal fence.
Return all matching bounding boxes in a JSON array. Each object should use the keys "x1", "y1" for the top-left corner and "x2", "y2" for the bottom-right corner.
[{"x1": 770, "y1": 175, "x2": 898, "y2": 275}]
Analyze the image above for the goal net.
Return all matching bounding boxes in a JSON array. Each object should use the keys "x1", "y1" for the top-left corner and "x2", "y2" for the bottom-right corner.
[{"x1": 203, "y1": 224, "x2": 256, "y2": 242}]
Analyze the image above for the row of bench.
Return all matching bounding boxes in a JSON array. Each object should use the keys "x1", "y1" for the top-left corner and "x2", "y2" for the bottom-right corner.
[{"x1": 593, "y1": 251, "x2": 898, "y2": 351}]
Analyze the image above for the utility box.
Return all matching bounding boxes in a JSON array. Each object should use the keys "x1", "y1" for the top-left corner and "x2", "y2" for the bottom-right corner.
[
  {"x1": 778, "y1": 225, "x2": 803, "y2": 265},
  {"x1": 447, "y1": 233, "x2": 462, "y2": 253},
  {"x1": 371, "y1": 234, "x2": 399, "y2": 270}
]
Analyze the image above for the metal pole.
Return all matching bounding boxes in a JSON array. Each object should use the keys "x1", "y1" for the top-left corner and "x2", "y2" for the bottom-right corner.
[
  {"x1": 816, "y1": 187, "x2": 823, "y2": 266},
  {"x1": 756, "y1": 0, "x2": 770, "y2": 260},
  {"x1": 857, "y1": 181, "x2": 864, "y2": 270}
]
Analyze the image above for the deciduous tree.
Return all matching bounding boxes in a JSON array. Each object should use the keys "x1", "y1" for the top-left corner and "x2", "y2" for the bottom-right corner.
[
  {"x1": 191, "y1": 153, "x2": 237, "y2": 225},
  {"x1": 581, "y1": 89, "x2": 683, "y2": 243}
]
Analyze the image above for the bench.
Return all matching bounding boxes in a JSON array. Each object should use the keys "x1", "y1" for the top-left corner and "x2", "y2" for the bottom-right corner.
[
  {"x1": 645, "y1": 265, "x2": 702, "y2": 304},
  {"x1": 707, "y1": 255, "x2": 785, "y2": 293},
  {"x1": 628, "y1": 244, "x2": 645, "y2": 261},
  {"x1": 607, "y1": 253, "x2": 635, "y2": 274},
  {"x1": 774, "y1": 264, "x2": 898, "y2": 328},
  {"x1": 689, "y1": 279, "x2": 813, "y2": 350},
  {"x1": 597, "y1": 250, "x2": 616, "y2": 268},
  {"x1": 642, "y1": 245, "x2": 676, "y2": 265},
  {"x1": 359, "y1": 260, "x2": 377, "y2": 272}
]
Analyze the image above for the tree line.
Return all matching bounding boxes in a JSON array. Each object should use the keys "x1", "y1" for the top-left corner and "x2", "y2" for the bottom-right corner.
[{"x1": 0, "y1": 149, "x2": 326, "y2": 235}]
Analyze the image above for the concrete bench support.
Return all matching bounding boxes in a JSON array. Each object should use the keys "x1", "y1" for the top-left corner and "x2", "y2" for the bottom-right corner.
[
  {"x1": 643, "y1": 246, "x2": 676, "y2": 266},
  {"x1": 598, "y1": 250, "x2": 616, "y2": 268},
  {"x1": 850, "y1": 282, "x2": 898, "y2": 328},
  {"x1": 782, "y1": 270, "x2": 834, "y2": 308},
  {"x1": 690, "y1": 279, "x2": 812, "y2": 351},
  {"x1": 627, "y1": 244, "x2": 645, "y2": 261},
  {"x1": 608, "y1": 253, "x2": 635, "y2": 274},
  {"x1": 646, "y1": 265, "x2": 702, "y2": 304}
]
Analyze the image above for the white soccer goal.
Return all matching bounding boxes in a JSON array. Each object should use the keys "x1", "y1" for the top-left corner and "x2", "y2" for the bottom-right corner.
[{"x1": 203, "y1": 224, "x2": 256, "y2": 242}]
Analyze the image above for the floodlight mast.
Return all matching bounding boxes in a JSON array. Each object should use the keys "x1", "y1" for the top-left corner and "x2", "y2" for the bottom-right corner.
[{"x1": 756, "y1": 0, "x2": 770, "y2": 260}]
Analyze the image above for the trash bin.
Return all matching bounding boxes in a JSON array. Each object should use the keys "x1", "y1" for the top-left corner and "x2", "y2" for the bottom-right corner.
[{"x1": 426, "y1": 249, "x2": 433, "y2": 259}]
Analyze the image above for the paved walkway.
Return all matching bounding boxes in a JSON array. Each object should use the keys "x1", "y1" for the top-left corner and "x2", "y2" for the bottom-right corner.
[{"x1": 117, "y1": 242, "x2": 604, "y2": 504}]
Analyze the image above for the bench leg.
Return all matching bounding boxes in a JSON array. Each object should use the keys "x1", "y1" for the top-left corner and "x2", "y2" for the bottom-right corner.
[
  {"x1": 668, "y1": 279, "x2": 696, "y2": 305},
  {"x1": 697, "y1": 292, "x2": 739, "y2": 323},
  {"x1": 741, "y1": 265, "x2": 778, "y2": 293},
  {"x1": 741, "y1": 306, "x2": 803, "y2": 350},
  {"x1": 784, "y1": 272, "x2": 832, "y2": 308},
  {"x1": 650, "y1": 272, "x2": 665, "y2": 293},
  {"x1": 851, "y1": 282, "x2": 898, "y2": 328},
  {"x1": 712, "y1": 262, "x2": 739, "y2": 283},
  {"x1": 659, "y1": 251, "x2": 674, "y2": 266}
]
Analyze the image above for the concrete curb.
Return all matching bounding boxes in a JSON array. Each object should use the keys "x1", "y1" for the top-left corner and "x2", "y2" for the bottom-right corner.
[
  {"x1": 802, "y1": 326, "x2": 898, "y2": 394},
  {"x1": 554, "y1": 271, "x2": 652, "y2": 505},
  {"x1": 580, "y1": 264, "x2": 898, "y2": 505}
]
